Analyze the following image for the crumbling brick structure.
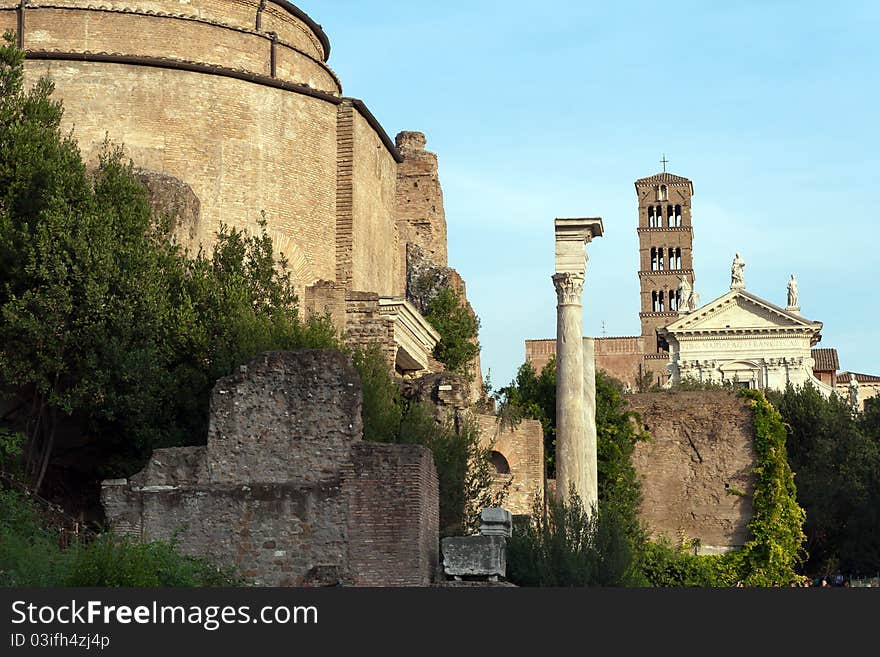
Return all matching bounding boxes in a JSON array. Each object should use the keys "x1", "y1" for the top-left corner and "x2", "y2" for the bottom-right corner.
[
  {"x1": 102, "y1": 350, "x2": 440, "y2": 586},
  {"x1": 627, "y1": 391, "x2": 755, "y2": 553}
]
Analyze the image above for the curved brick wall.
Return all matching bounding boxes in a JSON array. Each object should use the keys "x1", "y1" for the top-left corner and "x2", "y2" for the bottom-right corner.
[
  {"x1": 0, "y1": 1, "x2": 346, "y2": 293},
  {"x1": 26, "y1": 60, "x2": 339, "y2": 287},
  {"x1": 0, "y1": 1, "x2": 408, "y2": 297},
  {"x1": 0, "y1": 1, "x2": 339, "y2": 92}
]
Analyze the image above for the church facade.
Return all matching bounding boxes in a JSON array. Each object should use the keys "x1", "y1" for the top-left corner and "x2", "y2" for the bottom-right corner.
[{"x1": 659, "y1": 287, "x2": 833, "y2": 394}]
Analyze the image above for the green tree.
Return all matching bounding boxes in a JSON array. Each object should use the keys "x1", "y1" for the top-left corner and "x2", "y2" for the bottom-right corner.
[
  {"x1": 423, "y1": 287, "x2": 480, "y2": 376},
  {"x1": 766, "y1": 383, "x2": 880, "y2": 575},
  {"x1": 0, "y1": 31, "x2": 336, "y2": 490}
]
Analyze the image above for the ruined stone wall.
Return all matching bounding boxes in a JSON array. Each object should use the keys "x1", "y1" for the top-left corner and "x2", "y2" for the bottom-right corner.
[
  {"x1": 342, "y1": 291, "x2": 397, "y2": 368},
  {"x1": 626, "y1": 391, "x2": 755, "y2": 552},
  {"x1": 395, "y1": 131, "x2": 448, "y2": 270},
  {"x1": 101, "y1": 350, "x2": 441, "y2": 586},
  {"x1": 476, "y1": 415, "x2": 544, "y2": 516},
  {"x1": 345, "y1": 443, "x2": 439, "y2": 586}
]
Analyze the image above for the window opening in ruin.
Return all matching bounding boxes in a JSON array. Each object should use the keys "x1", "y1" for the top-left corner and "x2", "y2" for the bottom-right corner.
[{"x1": 490, "y1": 451, "x2": 511, "y2": 475}]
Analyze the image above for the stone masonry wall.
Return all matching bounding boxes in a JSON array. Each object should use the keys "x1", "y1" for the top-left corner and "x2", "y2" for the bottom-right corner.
[
  {"x1": 395, "y1": 131, "x2": 448, "y2": 271},
  {"x1": 476, "y1": 415, "x2": 544, "y2": 516},
  {"x1": 626, "y1": 391, "x2": 755, "y2": 552},
  {"x1": 102, "y1": 350, "x2": 440, "y2": 586},
  {"x1": 349, "y1": 105, "x2": 402, "y2": 296},
  {"x1": 25, "y1": 60, "x2": 339, "y2": 295},
  {"x1": 345, "y1": 443, "x2": 440, "y2": 586},
  {"x1": 526, "y1": 336, "x2": 646, "y2": 390}
]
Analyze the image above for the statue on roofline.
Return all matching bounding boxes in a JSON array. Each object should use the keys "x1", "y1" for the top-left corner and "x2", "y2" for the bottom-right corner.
[{"x1": 730, "y1": 252, "x2": 745, "y2": 290}]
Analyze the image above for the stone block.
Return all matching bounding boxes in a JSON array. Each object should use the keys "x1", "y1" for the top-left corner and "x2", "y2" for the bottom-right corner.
[
  {"x1": 479, "y1": 508, "x2": 513, "y2": 537},
  {"x1": 441, "y1": 536, "x2": 506, "y2": 579}
]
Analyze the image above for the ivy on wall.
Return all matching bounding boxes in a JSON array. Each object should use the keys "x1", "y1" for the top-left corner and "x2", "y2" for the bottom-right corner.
[{"x1": 641, "y1": 389, "x2": 807, "y2": 587}]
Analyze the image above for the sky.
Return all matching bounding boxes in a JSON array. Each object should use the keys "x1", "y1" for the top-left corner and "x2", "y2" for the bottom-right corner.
[{"x1": 297, "y1": 0, "x2": 879, "y2": 390}]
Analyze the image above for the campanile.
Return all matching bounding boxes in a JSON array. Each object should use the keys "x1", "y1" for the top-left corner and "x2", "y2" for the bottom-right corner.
[{"x1": 635, "y1": 169, "x2": 695, "y2": 353}]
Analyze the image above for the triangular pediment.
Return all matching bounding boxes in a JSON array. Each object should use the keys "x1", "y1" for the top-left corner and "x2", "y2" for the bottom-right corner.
[{"x1": 664, "y1": 290, "x2": 821, "y2": 333}]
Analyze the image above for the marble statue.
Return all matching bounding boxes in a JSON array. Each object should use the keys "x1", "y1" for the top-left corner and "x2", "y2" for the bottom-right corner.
[
  {"x1": 849, "y1": 373, "x2": 860, "y2": 411},
  {"x1": 730, "y1": 253, "x2": 745, "y2": 289},
  {"x1": 787, "y1": 274, "x2": 799, "y2": 308},
  {"x1": 677, "y1": 275, "x2": 692, "y2": 312}
]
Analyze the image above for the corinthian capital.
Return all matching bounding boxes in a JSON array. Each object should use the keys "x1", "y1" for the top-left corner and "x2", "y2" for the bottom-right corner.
[{"x1": 552, "y1": 272, "x2": 585, "y2": 305}]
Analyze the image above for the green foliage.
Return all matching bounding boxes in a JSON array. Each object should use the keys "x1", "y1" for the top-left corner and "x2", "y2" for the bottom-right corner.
[
  {"x1": 0, "y1": 428, "x2": 24, "y2": 471},
  {"x1": 595, "y1": 371, "x2": 649, "y2": 541},
  {"x1": 0, "y1": 33, "x2": 337, "y2": 485},
  {"x1": 737, "y1": 388, "x2": 806, "y2": 585},
  {"x1": 423, "y1": 287, "x2": 480, "y2": 375},
  {"x1": 667, "y1": 377, "x2": 735, "y2": 392},
  {"x1": 766, "y1": 382, "x2": 880, "y2": 575},
  {"x1": 0, "y1": 488, "x2": 236, "y2": 587},
  {"x1": 351, "y1": 345, "x2": 502, "y2": 536},
  {"x1": 0, "y1": 489, "x2": 69, "y2": 586},
  {"x1": 62, "y1": 534, "x2": 239, "y2": 587},
  {"x1": 506, "y1": 488, "x2": 645, "y2": 587},
  {"x1": 640, "y1": 536, "x2": 743, "y2": 588},
  {"x1": 351, "y1": 344, "x2": 403, "y2": 445}
]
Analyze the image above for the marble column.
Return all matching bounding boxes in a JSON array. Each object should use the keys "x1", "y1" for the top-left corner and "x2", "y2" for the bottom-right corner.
[
  {"x1": 583, "y1": 337, "x2": 598, "y2": 514},
  {"x1": 553, "y1": 218, "x2": 603, "y2": 509}
]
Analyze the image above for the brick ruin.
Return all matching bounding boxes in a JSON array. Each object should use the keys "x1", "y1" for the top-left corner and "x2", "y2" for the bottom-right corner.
[
  {"x1": 102, "y1": 350, "x2": 439, "y2": 586},
  {"x1": 627, "y1": 391, "x2": 755, "y2": 553}
]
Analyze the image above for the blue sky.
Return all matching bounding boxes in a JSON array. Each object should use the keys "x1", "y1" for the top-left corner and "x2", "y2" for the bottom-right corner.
[{"x1": 298, "y1": 1, "x2": 879, "y2": 389}]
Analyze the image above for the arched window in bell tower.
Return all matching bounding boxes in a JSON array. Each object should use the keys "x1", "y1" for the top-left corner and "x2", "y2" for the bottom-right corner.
[
  {"x1": 650, "y1": 247, "x2": 657, "y2": 271},
  {"x1": 658, "y1": 185, "x2": 668, "y2": 201},
  {"x1": 666, "y1": 205, "x2": 675, "y2": 227},
  {"x1": 648, "y1": 206, "x2": 655, "y2": 227},
  {"x1": 659, "y1": 291, "x2": 665, "y2": 312},
  {"x1": 670, "y1": 290, "x2": 678, "y2": 311},
  {"x1": 675, "y1": 205, "x2": 682, "y2": 227},
  {"x1": 658, "y1": 248, "x2": 665, "y2": 271},
  {"x1": 675, "y1": 247, "x2": 682, "y2": 269}
]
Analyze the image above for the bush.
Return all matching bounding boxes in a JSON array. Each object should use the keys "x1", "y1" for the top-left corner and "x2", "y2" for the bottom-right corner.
[
  {"x1": 506, "y1": 488, "x2": 645, "y2": 587},
  {"x1": 0, "y1": 487, "x2": 236, "y2": 587},
  {"x1": 62, "y1": 535, "x2": 239, "y2": 587}
]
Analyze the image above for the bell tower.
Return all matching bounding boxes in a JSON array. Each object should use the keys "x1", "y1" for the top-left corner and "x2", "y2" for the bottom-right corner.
[{"x1": 635, "y1": 168, "x2": 695, "y2": 353}]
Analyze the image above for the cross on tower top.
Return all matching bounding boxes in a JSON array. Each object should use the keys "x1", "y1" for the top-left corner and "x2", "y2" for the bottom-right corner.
[{"x1": 660, "y1": 154, "x2": 669, "y2": 173}]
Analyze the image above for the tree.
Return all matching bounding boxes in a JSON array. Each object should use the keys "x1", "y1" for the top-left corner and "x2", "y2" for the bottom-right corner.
[
  {"x1": 423, "y1": 287, "x2": 480, "y2": 376},
  {"x1": 766, "y1": 383, "x2": 880, "y2": 575},
  {"x1": 0, "y1": 32, "x2": 336, "y2": 493}
]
